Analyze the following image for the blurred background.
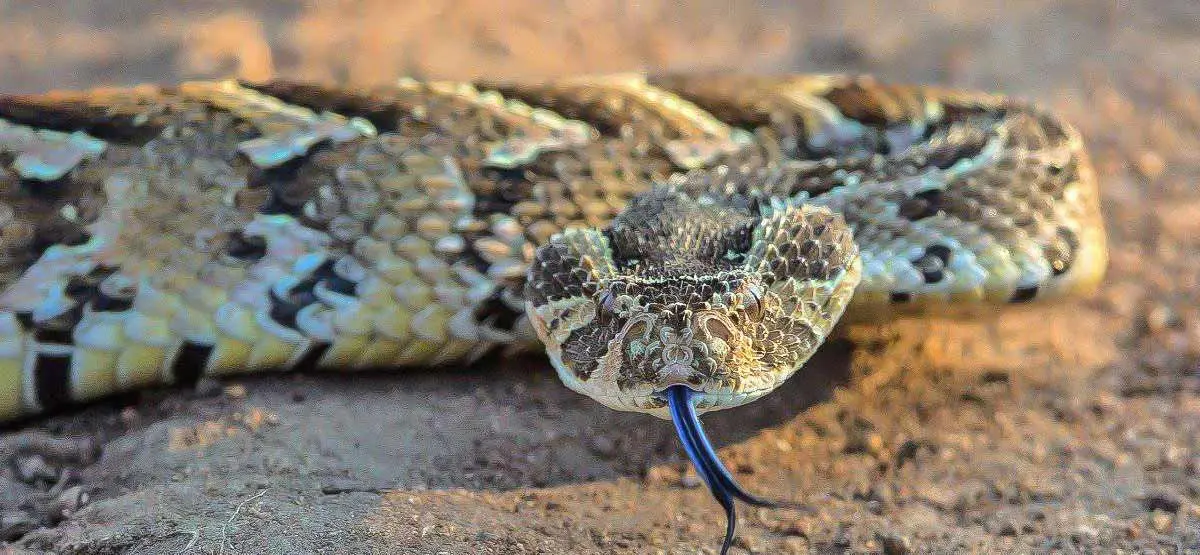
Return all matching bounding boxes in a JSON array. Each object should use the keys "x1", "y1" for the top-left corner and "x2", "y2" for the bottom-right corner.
[{"x1": 1, "y1": 0, "x2": 1195, "y2": 97}]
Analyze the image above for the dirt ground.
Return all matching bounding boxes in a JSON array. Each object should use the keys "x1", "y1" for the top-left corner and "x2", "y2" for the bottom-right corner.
[{"x1": 1, "y1": 1, "x2": 1199, "y2": 553}]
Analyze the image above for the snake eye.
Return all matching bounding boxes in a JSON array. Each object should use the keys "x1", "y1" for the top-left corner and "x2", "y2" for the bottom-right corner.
[{"x1": 739, "y1": 286, "x2": 764, "y2": 322}]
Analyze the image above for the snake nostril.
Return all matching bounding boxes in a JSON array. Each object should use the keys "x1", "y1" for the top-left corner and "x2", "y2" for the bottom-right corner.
[{"x1": 658, "y1": 361, "x2": 697, "y2": 386}]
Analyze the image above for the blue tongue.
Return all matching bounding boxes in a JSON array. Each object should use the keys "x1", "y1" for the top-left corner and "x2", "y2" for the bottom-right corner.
[{"x1": 664, "y1": 385, "x2": 798, "y2": 555}]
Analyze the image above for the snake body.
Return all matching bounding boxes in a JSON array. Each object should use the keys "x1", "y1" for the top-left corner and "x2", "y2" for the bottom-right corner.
[
  {"x1": 0, "y1": 74, "x2": 1105, "y2": 550},
  {"x1": 0, "y1": 74, "x2": 1105, "y2": 420}
]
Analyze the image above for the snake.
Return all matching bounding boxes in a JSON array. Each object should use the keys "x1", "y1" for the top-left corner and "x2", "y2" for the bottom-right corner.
[{"x1": 0, "y1": 74, "x2": 1106, "y2": 552}]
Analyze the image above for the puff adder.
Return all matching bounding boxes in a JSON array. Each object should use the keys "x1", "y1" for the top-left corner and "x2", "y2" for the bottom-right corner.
[{"x1": 0, "y1": 74, "x2": 1106, "y2": 552}]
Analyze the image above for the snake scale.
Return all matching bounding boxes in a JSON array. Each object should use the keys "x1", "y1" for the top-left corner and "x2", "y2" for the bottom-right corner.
[{"x1": 0, "y1": 74, "x2": 1106, "y2": 551}]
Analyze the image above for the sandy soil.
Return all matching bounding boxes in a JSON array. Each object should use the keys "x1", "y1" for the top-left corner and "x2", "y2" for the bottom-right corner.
[{"x1": 2, "y1": 1, "x2": 1200, "y2": 553}]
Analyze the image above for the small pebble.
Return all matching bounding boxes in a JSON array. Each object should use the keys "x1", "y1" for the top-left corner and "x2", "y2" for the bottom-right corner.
[
  {"x1": 1151, "y1": 510, "x2": 1173, "y2": 533},
  {"x1": 1, "y1": 432, "x2": 100, "y2": 465},
  {"x1": 1134, "y1": 151, "x2": 1166, "y2": 180},
  {"x1": 867, "y1": 433, "x2": 885, "y2": 456},
  {"x1": 586, "y1": 435, "x2": 617, "y2": 459},
  {"x1": 119, "y1": 407, "x2": 140, "y2": 425},
  {"x1": 1144, "y1": 303, "x2": 1179, "y2": 333},
  {"x1": 1074, "y1": 524, "x2": 1099, "y2": 540},
  {"x1": 0, "y1": 511, "x2": 37, "y2": 542},
  {"x1": 53, "y1": 485, "x2": 88, "y2": 520},
  {"x1": 733, "y1": 535, "x2": 759, "y2": 552},
  {"x1": 780, "y1": 536, "x2": 809, "y2": 555},
  {"x1": 916, "y1": 485, "x2": 956, "y2": 510},
  {"x1": 15, "y1": 455, "x2": 56, "y2": 484},
  {"x1": 1125, "y1": 522, "x2": 1142, "y2": 539},
  {"x1": 225, "y1": 384, "x2": 247, "y2": 399},
  {"x1": 879, "y1": 532, "x2": 912, "y2": 555},
  {"x1": 321, "y1": 480, "x2": 378, "y2": 495}
]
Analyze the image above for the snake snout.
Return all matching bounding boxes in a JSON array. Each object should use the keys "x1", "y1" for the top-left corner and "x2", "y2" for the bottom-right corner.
[{"x1": 657, "y1": 361, "x2": 697, "y2": 386}]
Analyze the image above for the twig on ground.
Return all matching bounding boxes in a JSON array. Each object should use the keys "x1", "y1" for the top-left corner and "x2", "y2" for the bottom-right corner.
[{"x1": 218, "y1": 489, "x2": 266, "y2": 555}]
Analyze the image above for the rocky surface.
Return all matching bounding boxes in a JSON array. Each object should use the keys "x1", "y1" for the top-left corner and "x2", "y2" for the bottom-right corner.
[{"x1": 2, "y1": 1, "x2": 1200, "y2": 553}]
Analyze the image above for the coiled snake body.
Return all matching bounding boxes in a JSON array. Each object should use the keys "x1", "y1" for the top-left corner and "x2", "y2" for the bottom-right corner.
[{"x1": 0, "y1": 75, "x2": 1106, "y2": 552}]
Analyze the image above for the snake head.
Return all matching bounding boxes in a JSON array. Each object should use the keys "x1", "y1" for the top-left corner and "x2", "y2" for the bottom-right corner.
[{"x1": 525, "y1": 181, "x2": 861, "y2": 418}]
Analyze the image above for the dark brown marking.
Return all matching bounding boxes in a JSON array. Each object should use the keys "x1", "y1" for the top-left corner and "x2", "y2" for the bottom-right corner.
[
  {"x1": 172, "y1": 341, "x2": 214, "y2": 386},
  {"x1": 34, "y1": 350, "x2": 73, "y2": 410},
  {"x1": 226, "y1": 231, "x2": 268, "y2": 262},
  {"x1": 913, "y1": 244, "x2": 952, "y2": 284},
  {"x1": 898, "y1": 189, "x2": 945, "y2": 220},
  {"x1": 1010, "y1": 286, "x2": 1038, "y2": 303},
  {"x1": 242, "y1": 80, "x2": 408, "y2": 134},
  {"x1": 0, "y1": 94, "x2": 164, "y2": 144},
  {"x1": 292, "y1": 342, "x2": 332, "y2": 373}
]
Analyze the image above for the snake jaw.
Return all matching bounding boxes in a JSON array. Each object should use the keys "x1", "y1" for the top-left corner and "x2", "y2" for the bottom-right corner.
[{"x1": 665, "y1": 384, "x2": 803, "y2": 554}]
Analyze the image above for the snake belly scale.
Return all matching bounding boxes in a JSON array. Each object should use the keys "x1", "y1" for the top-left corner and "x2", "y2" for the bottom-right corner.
[{"x1": 0, "y1": 74, "x2": 1106, "y2": 552}]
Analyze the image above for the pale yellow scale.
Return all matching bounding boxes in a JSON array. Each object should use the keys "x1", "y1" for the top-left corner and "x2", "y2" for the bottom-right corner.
[
  {"x1": 413, "y1": 78, "x2": 594, "y2": 167},
  {"x1": 496, "y1": 74, "x2": 756, "y2": 170},
  {"x1": 0, "y1": 314, "x2": 25, "y2": 418}
]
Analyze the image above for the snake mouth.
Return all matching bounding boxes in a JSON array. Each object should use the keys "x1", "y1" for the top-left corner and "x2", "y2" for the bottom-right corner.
[{"x1": 664, "y1": 385, "x2": 806, "y2": 555}]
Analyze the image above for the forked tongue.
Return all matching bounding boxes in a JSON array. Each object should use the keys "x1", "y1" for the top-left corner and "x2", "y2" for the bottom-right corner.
[{"x1": 665, "y1": 385, "x2": 802, "y2": 554}]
